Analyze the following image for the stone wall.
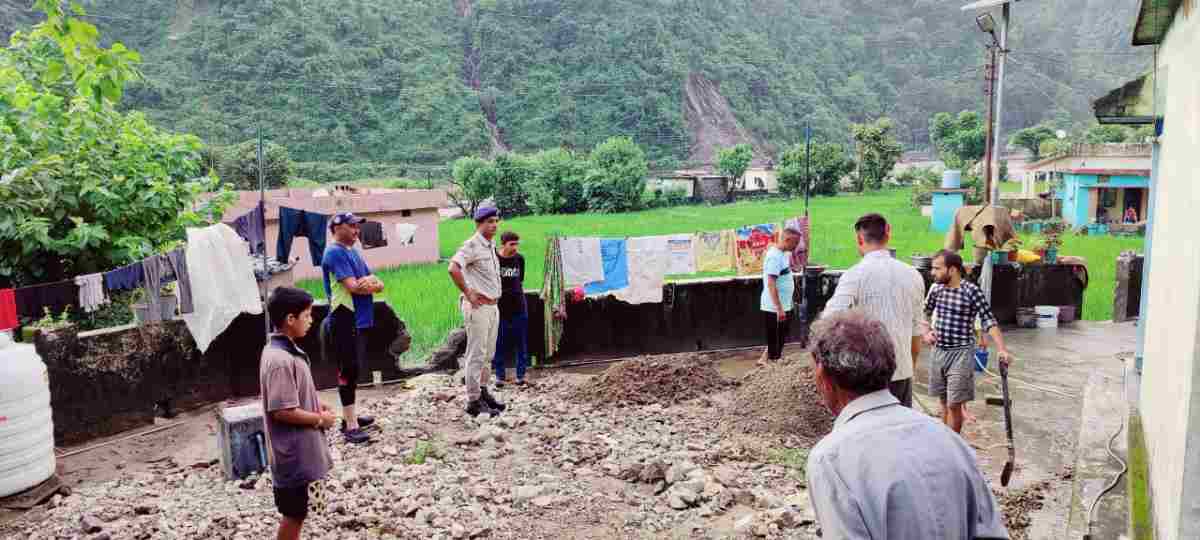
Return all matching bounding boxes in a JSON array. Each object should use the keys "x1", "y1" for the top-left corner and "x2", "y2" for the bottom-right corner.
[
  {"x1": 35, "y1": 302, "x2": 410, "y2": 445},
  {"x1": 1113, "y1": 251, "x2": 1145, "y2": 322}
]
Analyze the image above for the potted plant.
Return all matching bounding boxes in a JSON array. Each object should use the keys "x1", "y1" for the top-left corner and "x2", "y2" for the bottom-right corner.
[{"x1": 131, "y1": 282, "x2": 179, "y2": 323}]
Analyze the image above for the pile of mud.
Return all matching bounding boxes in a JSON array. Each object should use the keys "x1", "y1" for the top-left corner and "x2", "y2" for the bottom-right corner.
[
  {"x1": 569, "y1": 355, "x2": 731, "y2": 407},
  {"x1": 719, "y1": 360, "x2": 834, "y2": 443}
]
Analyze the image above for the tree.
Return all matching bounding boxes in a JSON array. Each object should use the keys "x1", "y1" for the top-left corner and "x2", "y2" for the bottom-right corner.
[
  {"x1": 527, "y1": 148, "x2": 589, "y2": 215},
  {"x1": 585, "y1": 136, "x2": 648, "y2": 213},
  {"x1": 716, "y1": 144, "x2": 753, "y2": 190},
  {"x1": 1010, "y1": 124, "x2": 1057, "y2": 159},
  {"x1": 216, "y1": 140, "x2": 295, "y2": 190},
  {"x1": 777, "y1": 142, "x2": 853, "y2": 197},
  {"x1": 850, "y1": 118, "x2": 903, "y2": 191},
  {"x1": 491, "y1": 152, "x2": 534, "y2": 217},
  {"x1": 0, "y1": 1, "x2": 232, "y2": 287},
  {"x1": 929, "y1": 110, "x2": 986, "y2": 169},
  {"x1": 448, "y1": 156, "x2": 496, "y2": 218},
  {"x1": 1084, "y1": 124, "x2": 1131, "y2": 144}
]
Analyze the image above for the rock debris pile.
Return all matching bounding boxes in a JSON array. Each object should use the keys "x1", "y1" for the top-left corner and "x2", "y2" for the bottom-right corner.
[
  {"x1": 720, "y1": 361, "x2": 834, "y2": 444},
  {"x1": 569, "y1": 355, "x2": 733, "y2": 407}
]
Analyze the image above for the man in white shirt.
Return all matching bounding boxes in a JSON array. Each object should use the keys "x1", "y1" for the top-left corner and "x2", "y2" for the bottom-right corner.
[{"x1": 823, "y1": 213, "x2": 926, "y2": 408}]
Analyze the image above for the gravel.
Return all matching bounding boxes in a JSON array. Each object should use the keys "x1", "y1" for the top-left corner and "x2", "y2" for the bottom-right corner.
[
  {"x1": 568, "y1": 355, "x2": 733, "y2": 407},
  {"x1": 719, "y1": 360, "x2": 834, "y2": 444}
]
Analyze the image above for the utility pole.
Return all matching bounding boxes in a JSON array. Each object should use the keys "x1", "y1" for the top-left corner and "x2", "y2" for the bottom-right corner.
[
  {"x1": 990, "y1": 2, "x2": 1010, "y2": 208},
  {"x1": 982, "y1": 45, "x2": 997, "y2": 204},
  {"x1": 804, "y1": 123, "x2": 812, "y2": 214}
]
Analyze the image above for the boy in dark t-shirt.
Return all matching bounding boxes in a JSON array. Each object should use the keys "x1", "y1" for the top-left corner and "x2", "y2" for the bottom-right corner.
[{"x1": 493, "y1": 231, "x2": 530, "y2": 387}]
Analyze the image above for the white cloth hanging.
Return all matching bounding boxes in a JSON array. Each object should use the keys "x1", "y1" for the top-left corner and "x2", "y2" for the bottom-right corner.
[
  {"x1": 560, "y1": 237, "x2": 604, "y2": 287},
  {"x1": 613, "y1": 236, "x2": 670, "y2": 305},
  {"x1": 664, "y1": 234, "x2": 697, "y2": 275},
  {"x1": 181, "y1": 223, "x2": 263, "y2": 353},
  {"x1": 73, "y1": 273, "x2": 108, "y2": 313}
]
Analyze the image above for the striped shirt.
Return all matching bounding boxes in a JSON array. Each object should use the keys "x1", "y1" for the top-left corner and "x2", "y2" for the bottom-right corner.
[
  {"x1": 824, "y1": 250, "x2": 927, "y2": 382},
  {"x1": 924, "y1": 281, "x2": 997, "y2": 349}
]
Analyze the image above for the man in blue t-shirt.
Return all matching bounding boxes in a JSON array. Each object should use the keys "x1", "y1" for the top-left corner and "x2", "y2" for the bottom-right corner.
[
  {"x1": 760, "y1": 226, "x2": 802, "y2": 364},
  {"x1": 321, "y1": 212, "x2": 384, "y2": 444}
]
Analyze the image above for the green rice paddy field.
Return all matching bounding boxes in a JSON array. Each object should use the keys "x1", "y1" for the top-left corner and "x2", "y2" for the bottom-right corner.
[{"x1": 299, "y1": 188, "x2": 1144, "y2": 364}]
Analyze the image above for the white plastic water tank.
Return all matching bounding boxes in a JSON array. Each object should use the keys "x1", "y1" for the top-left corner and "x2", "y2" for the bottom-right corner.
[{"x1": 0, "y1": 330, "x2": 56, "y2": 498}]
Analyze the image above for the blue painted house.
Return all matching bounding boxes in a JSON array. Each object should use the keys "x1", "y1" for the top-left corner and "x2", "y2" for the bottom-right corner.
[{"x1": 1058, "y1": 168, "x2": 1150, "y2": 227}]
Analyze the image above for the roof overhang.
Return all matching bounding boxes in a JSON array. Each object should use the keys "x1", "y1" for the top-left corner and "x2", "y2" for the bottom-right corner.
[
  {"x1": 960, "y1": 0, "x2": 1018, "y2": 11},
  {"x1": 1093, "y1": 73, "x2": 1156, "y2": 125},
  {"x1": 1066, "y1": 168, "x2": 1151, "y2": 177},
  {"x1": 1132, "y1": 0, "x2": 1183, "y2": 45}
]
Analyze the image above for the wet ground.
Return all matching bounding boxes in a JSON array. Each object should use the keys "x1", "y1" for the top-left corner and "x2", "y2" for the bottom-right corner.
[{"x1": 1, "y1": 322, "x2": 1136, "y2": 539}]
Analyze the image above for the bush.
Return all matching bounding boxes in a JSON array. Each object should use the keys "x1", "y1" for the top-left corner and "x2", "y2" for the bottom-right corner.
[
  {"x1": 215, "y1": 140, "x2": 295, "y2": 191},
  {"x1": 585, "y1": 136, "x2": 648, "y2": 213},
  {"x1": 643, "y1": 187, "x2": 692, "y2": 209},
  {"x1": 448, "y1": 156, "x2": 497, "y2": 218},
  {"x1": 492, "y1": 153, "x2": 535, "y2": 217},
  {"x1": 778, "y1": 142, "x2": 854, "y2": 197},
  {"x1": 527, "y1": 148, "x2": 590, "y2": 214}
]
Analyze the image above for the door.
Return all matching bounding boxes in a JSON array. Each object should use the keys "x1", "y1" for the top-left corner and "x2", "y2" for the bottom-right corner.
[{"x1": 1124, "y1": 188, "x2": 1144, "y2": 222}]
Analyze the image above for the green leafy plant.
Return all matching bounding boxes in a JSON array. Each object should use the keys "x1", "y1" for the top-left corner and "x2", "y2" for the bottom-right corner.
[
  {"x1": 1010, "y1": 124, "x2": 1057, "y2": 159},
  {"x1": 929, "y1": 110, "x2": 987, "y2": 170},
  {"x1": 405, "y1": 440, "x2": 442, "y2": 465},
  {"x1": 213, "y1": 140, "x2": 295, "y2": 191},
  {"x1": 584, "y1": 136, "x2": 648, "y2": 213},
  {"x1": 717, "y1": 144, "x2": 753, "y2": 190},
  {"x1": 448, "y1": 156, "x2": 497, "y2": 218},
  {"x1": 778, "y1": 142, "x2": 854, "y2": 197},
  {"x1": 526, "y1": 148, "x2": 590, "y2": 215},
  {"x1": 0, "y1": 1, "x2": 234, "y2": 287},
  {"x1": 30, "y1": 306, "x2": 74, "y2": 331},
  {"x1": 850, "y1": 118, "x2": 903, "y2": 191}
]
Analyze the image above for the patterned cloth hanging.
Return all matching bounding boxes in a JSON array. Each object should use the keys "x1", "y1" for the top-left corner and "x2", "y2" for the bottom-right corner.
[{"x1": 541, "y1": 236, "x2": 567, "y2": 360}]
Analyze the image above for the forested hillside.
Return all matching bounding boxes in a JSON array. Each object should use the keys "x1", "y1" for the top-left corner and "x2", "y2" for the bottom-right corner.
[{"x1": 3, "y1": 0, "x2": 1151, "y2": 167}]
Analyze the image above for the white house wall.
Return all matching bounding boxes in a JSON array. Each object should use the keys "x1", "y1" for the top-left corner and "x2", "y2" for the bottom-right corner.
[{"x1": 1139, "y1": 9, "x2": 1200, "y2": 540}]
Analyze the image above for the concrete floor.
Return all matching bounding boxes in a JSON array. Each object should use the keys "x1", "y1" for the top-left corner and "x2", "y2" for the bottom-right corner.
[{"x1": 915, "y1": 321, "x2": 1137, "y2": 540}]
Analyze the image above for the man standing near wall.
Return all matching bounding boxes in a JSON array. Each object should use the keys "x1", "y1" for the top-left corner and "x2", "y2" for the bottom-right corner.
[
  {"x1": 923, "y1": 250, "x2": 1012, "y2": 433},
  {"x1": 322, "y1": 212, "x2": 384, "y2": 445},
  {"x1": 806, "y1": 310, "x2": 1008, "y2": 539},
  {"x1": 449, "y1": 207, "x2": 507, "y2": 417},
  {"x1": 759, "y1": 226, "x2": 802, "y2": 365},
  {"x1": 824, "y1": 213, "x2": 926, "y2": 408},
  {"x1": 493, "y1": 231, "x2": 531, "y2": 388}
]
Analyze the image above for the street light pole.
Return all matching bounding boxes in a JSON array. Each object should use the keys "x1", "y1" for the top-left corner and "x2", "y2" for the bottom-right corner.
[{"x1": 989, "y1": 3, "x2": 1010, "y2": 207}]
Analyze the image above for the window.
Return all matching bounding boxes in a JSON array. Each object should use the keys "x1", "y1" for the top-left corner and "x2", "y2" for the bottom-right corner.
[
  {"x1": 401, "y1": 210, "x2": 412, "y2": 217},
  {"x1": 755, "y1": 177, "x2": 765, "y2": 189}
]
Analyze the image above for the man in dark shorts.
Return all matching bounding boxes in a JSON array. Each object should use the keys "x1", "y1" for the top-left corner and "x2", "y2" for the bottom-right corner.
[
  {"x1": 261, "y1": 287, "x2": 335, "y2": 540},
  {"x1": 922, "y1": 250, "x2": 1012, "y2": 433},
  {"x1": 322, "y1": 212, "x2": 384, "y2": 444}
]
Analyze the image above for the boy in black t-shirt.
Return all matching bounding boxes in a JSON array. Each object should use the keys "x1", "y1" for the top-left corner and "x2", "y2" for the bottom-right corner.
[{"x1": 493, "y1": 231, "x2": 530, "y2": 387}]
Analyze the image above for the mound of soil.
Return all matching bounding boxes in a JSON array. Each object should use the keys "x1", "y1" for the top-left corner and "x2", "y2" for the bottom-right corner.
[
  {"x1": 569, "y1": 355, "x2": 731, "y2": 407},
  {"x1": 720, "y1": 360, "x2": 834, "y2": 443}
]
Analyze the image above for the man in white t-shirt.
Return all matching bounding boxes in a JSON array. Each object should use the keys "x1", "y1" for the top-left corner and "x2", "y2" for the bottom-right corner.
[{"x1": 760, "y1": 226, "x2": 803, "y2": 363}]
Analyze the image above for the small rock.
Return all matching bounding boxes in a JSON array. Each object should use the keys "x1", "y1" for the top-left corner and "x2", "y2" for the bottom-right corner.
[
  {"x1": 734, "y1": 514, "x2": 757, "y2": 534},
  {"x1": 514, "y1": 485, "x2": 544, "y2": 502},
  {"x1": 134, "y1": 504, "x2": 158, "y2": 515},
  {"x1": 450, "y1": 522, "x2": 468, "y2": 539},
  {"x1": 531, "y1": 495, "x2": 556, "y2": 508},
  {"x1": 380, "y1": 445, "x2": 399, "y2": 457},
  {"x1": 48, "y1": 494, "x2": 63, "y2": 508},
  {"x1": 669, "y1": 493, "x2": 690, "y2": 510},
  {"x1": 674, "y1": 487, "x2": 699, "y2": 505},
  {"x1": 90, "y1": 534, "x2": 111, "y2": 540},
  {"x1": 666, "y1": 461, "x2": 698, "y2": 485},
  {"x1": 80, "y1": 514, "x2": 104, "y2": 534}
]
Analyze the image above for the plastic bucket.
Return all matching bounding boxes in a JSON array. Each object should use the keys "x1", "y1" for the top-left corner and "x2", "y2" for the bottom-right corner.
[
  {"x1": 1044, "y1": 248, "x2": 1058, "y2": 264},
  {"x1": 941, "y1": 170, "x2": 962, "y2": 189},
  {"x1": 974, "y1": 348, "x2": 989, "y2": 372},
  {"x1": 1035, "y1": 306, "x2": 1060, "y2": 328}
]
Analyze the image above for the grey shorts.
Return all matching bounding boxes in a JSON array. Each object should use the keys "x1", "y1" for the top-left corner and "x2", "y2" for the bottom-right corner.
[{"x1": 929, "y1": 347, "x2": 976, "y2": 404}]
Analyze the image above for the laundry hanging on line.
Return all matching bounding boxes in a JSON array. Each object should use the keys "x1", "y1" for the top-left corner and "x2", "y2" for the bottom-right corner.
[
  {"x1": 663, "y1": 234, "x2": 696, "y2": 276},
  {"x1": 784, "y1": 216, "x2": 810, "y2": 272},
  {"x1": 735, "y1": 223, "x2": 779, "y2": 276},
  {"x1": 13, "y1": 280, "x2": 78, "y2": 320},
  {"x1": 393, "y1": 223, "x2": 418, "y2": 246},
  {"x1": 181, "y1": 223, "x2": 263, "y2": 353},
  {"x1": 360, "y1": 221, "x2": 387, "y2": 250},
  {"x1": 695, "y1": 230, "x2": 735, "y2": 273},
  {"x1": 560, "y1": 237, "x2": 604, "y2": 287},
  {"x1": 0, "y1": 289, "x2": 17, "y2": 331},
  {"x1": 103, "y1": 262, "x2": 144, "y2": 292},
  {"x1": 613, "y1": 236, "x2": 670, "y2": 305},
  {"x1": 231, "y1": 201, "x2": 267, "y2": 256},
  {"x1": 74, "y1": 273, "x2": 108, "y2": 314},
  {"x1": 276, "y1": 207, "x2": 329, "y2": 266},
  {"x1": 583, "y1": 239, "x2": 629, "y2": 296}
]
